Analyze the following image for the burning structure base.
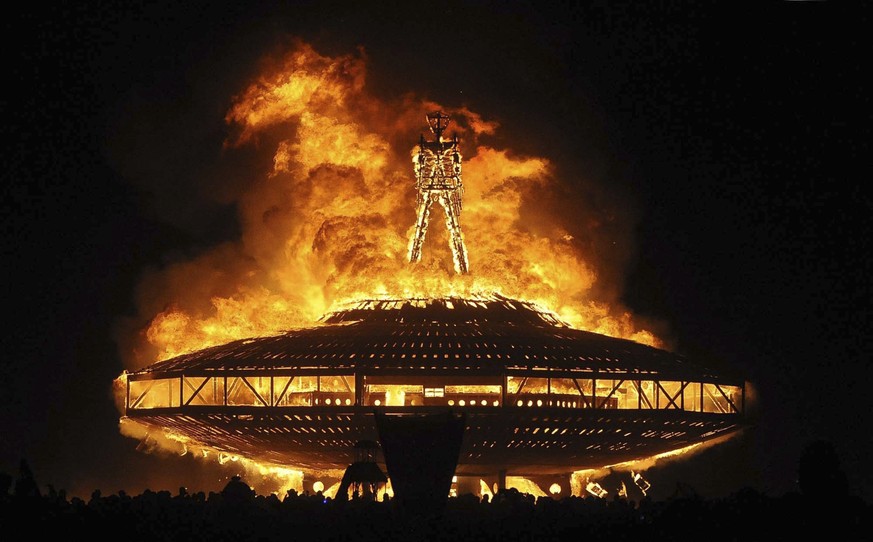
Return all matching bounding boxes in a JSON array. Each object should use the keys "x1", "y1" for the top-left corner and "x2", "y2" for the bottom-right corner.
[{"x1": 117, "y1": 295, "x2": 747, "y2": 497}]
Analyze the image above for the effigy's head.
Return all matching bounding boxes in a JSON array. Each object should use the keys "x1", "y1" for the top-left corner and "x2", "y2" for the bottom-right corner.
[{"x1": 427, "y1": 110, "x2": 451, "y2": 138}]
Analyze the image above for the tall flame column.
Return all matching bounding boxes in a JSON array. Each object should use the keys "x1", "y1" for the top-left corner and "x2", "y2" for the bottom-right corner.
[{"x1": 407, "y1": 111, "x2": 469, "y2": 274}]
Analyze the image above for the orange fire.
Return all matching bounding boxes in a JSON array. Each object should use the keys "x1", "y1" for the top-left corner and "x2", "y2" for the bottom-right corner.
[{"x1": 119, "y1": 39, "x2": 660, "y2": 369}]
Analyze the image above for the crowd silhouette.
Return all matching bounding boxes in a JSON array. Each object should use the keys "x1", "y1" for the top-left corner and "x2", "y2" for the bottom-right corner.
[{"x1": 1, "y1": 440, "x2": 868, "y2": 541}]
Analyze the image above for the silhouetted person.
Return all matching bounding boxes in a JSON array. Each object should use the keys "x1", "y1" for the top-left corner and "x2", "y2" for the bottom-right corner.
[{"x1": 221, "y1": 475, "x2": 254, "y2": 505}]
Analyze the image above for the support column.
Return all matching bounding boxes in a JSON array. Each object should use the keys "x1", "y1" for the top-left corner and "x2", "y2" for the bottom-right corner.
[
  {"x1": 497, "y1": 469, "x2": 507, "y2": 492},
  {"x1": 375, "y1": 411, "x2": 466, "y2": 516}
]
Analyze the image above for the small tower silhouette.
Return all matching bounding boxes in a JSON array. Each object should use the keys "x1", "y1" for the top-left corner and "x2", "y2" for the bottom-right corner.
[
  {"x1": 336, "y1": 440, "x2": 388, "y2": 501},
  {"x1": 407, "y1": 111, "x2": 469, "y2": 274}
]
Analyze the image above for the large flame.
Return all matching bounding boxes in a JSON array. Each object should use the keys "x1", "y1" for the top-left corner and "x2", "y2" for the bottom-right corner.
[{"x1": 120, "y1": 39, "x2": 659, "y2": 369}]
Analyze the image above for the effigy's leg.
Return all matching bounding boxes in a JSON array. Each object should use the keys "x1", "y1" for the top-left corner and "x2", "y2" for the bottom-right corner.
[
  {"x1": 440, "y1": 192, "x2": 469, "y2": 274},
  {"x1": 408, "y1": 194, "x2": 434, "y2": 264}
]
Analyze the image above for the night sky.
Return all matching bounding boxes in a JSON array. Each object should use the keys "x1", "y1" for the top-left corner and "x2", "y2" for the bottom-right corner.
[{"x1": 4, "y1": 1, "x2": 871, "y2": 503}]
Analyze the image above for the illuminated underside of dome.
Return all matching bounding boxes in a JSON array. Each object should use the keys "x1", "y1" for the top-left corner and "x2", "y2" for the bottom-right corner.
[{"x1": 118, "y1": 294, "x2": 747, "y2": 478}]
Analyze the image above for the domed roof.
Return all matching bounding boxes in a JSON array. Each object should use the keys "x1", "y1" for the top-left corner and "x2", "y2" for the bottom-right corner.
[{"x1": 133, "y1": 295, "x2": 734, "y2": 383}]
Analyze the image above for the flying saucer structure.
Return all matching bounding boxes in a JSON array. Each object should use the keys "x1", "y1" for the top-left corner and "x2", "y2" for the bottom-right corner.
[
  {"x1": 119, "y1": 295, "x2": 747, "y2": 483},
  {"x1": 117, "y1": 112, "x2": 748, "y2": 497}
]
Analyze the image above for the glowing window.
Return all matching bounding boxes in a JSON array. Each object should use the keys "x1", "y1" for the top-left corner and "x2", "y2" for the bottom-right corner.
[{"x1": 424, "y1": 387, "x2": 445, "y2": 398}]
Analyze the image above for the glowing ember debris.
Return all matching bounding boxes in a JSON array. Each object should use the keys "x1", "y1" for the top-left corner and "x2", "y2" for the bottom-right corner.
[
  {"x1": 586, "y1": 480, "x2": 608, "y2": 498},
  {"x1": 632, "y1": 470, "x2": 651, "y2": 495},
  {"x1": 618, "y1": 481, "x2": 628, "y2": 499}
]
